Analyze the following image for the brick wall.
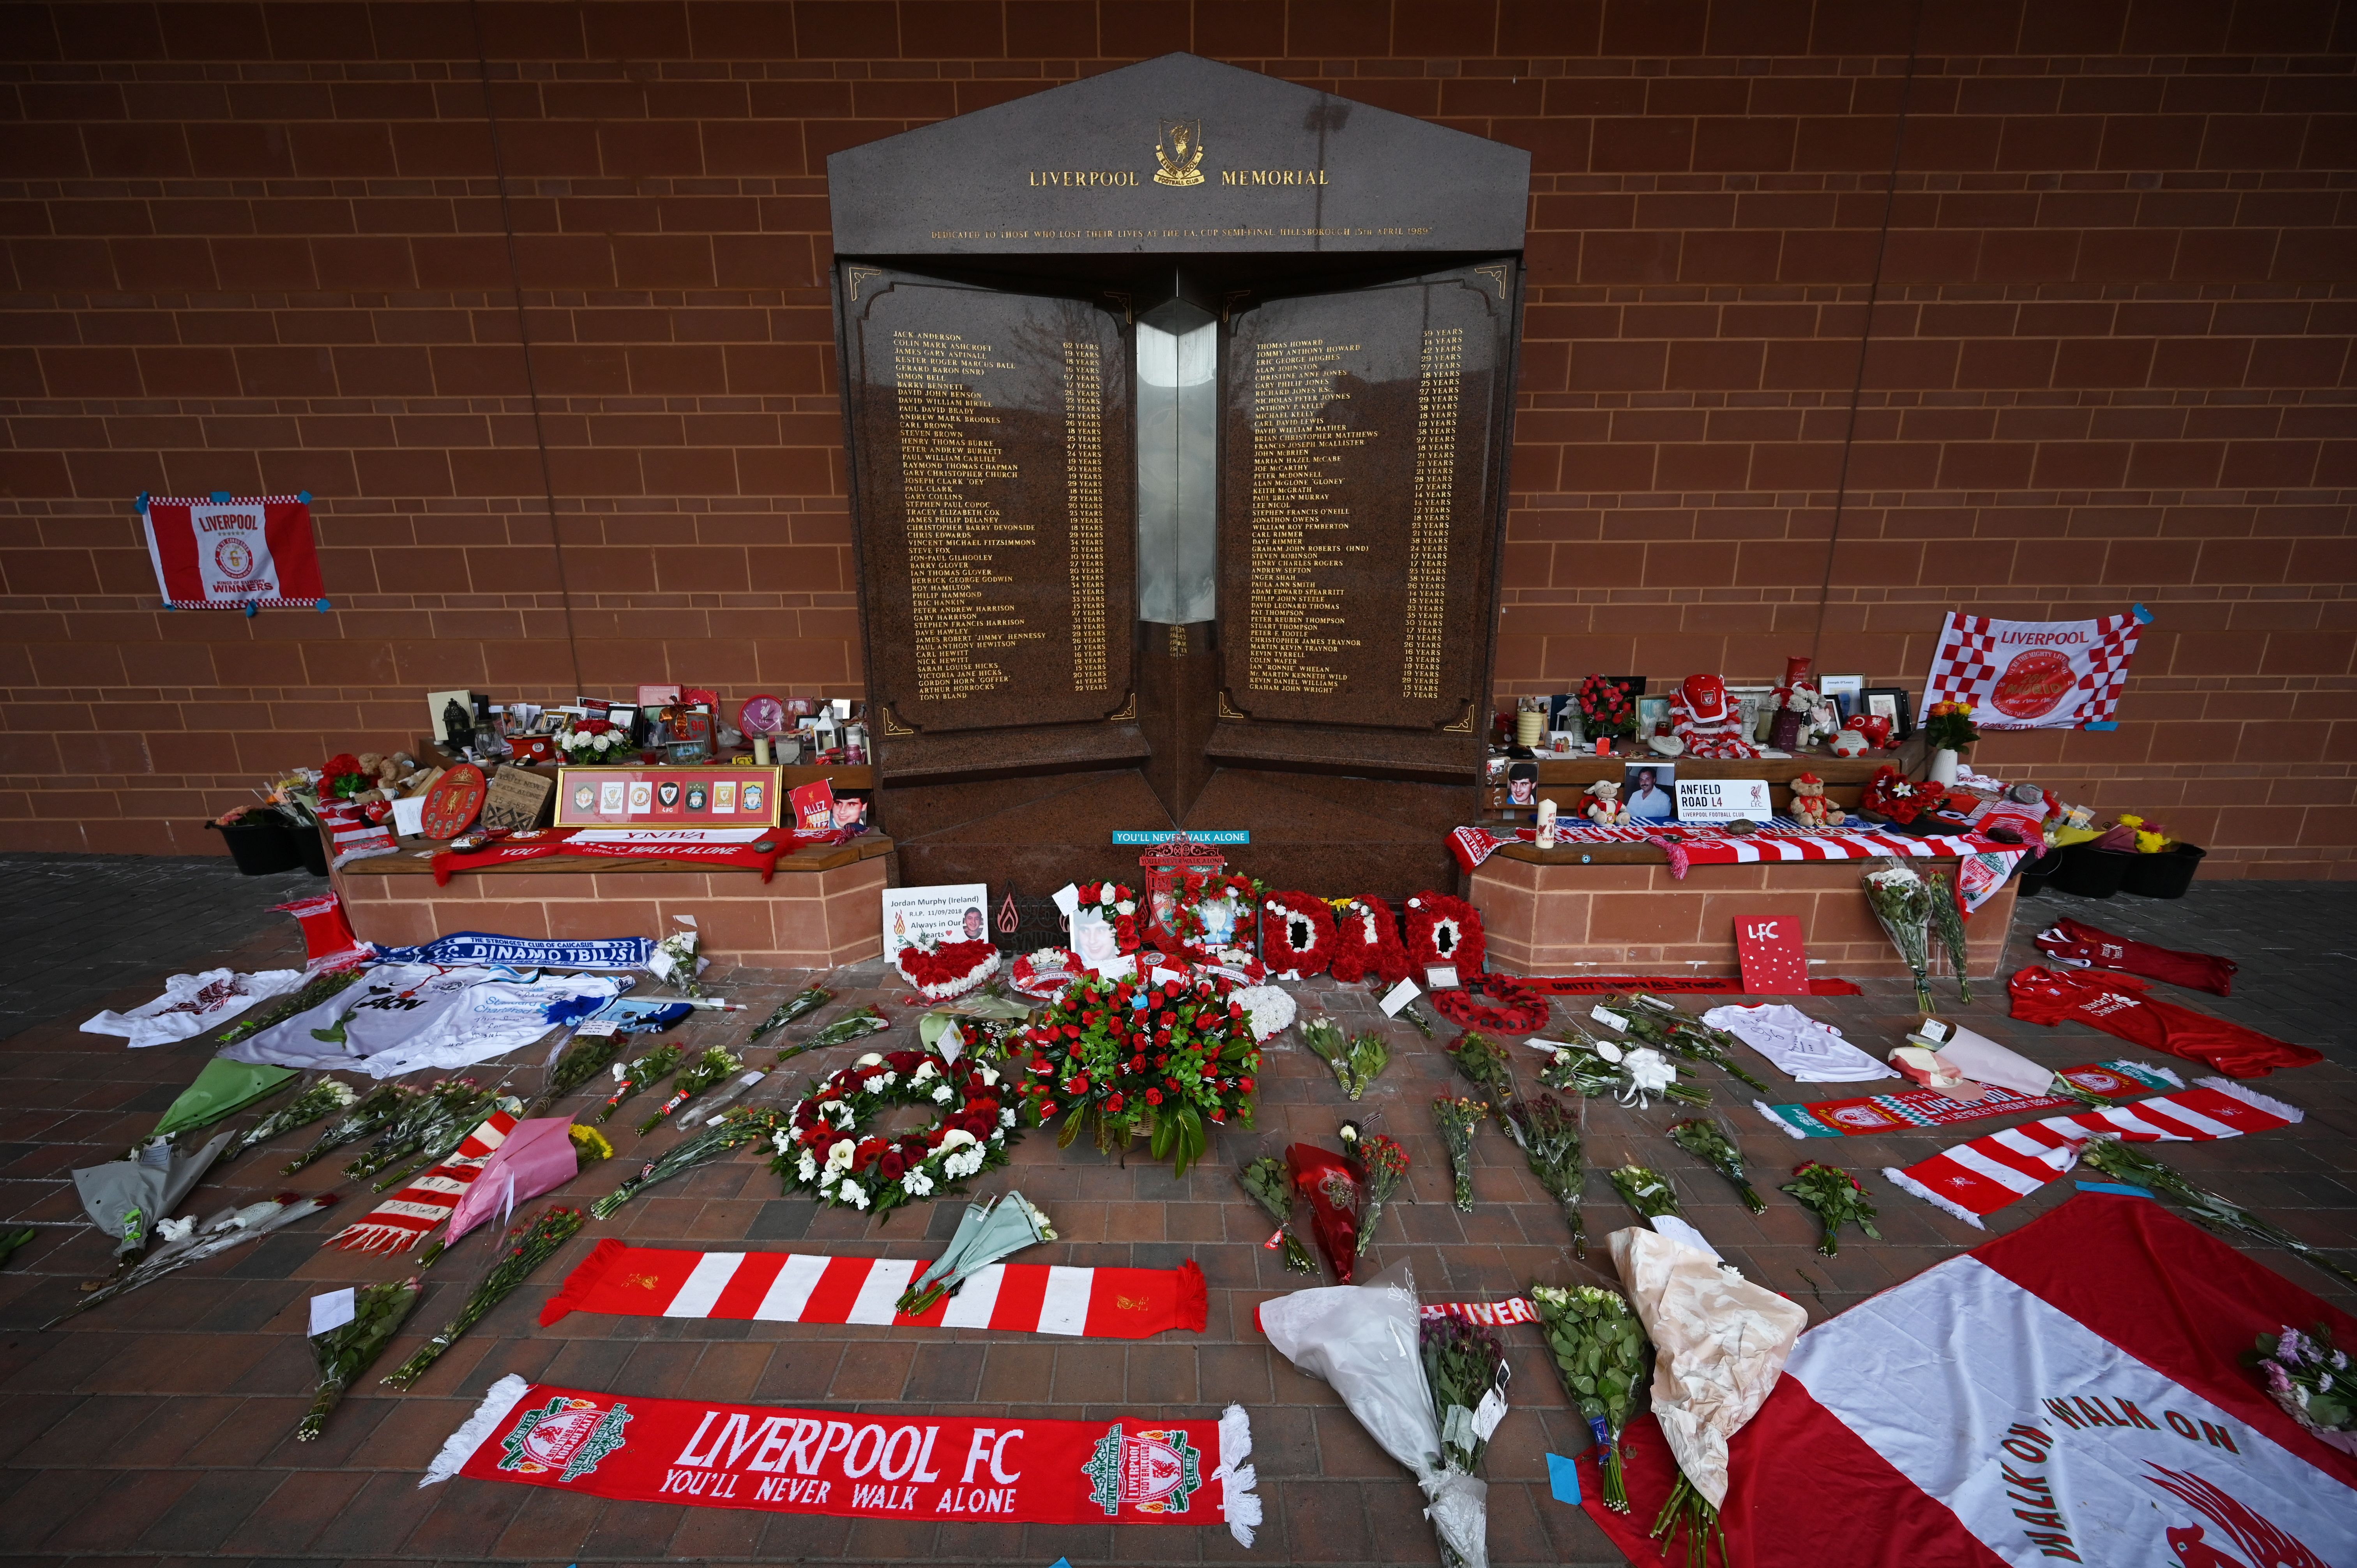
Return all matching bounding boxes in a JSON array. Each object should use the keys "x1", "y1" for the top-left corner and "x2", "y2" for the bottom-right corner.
[{"x1": 1, "y1": 2, "x2": 2350, "y2": 873}]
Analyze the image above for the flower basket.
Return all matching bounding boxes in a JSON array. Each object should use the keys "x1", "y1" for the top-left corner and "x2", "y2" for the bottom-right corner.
[
  {"x1": 1016, "y1": 972, "x2": 1259, "y2": 1177},
  {"x1": 2121, "y1": 842, "x2": 2205, "y2": 899}
]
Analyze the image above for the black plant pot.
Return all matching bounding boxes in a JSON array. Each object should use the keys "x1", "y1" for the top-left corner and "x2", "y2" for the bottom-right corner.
[
  {"x1": 2050, "y1": 843, "x2": 2134, "y2": 899},
  {"x1": 207, "y1": 816, "x2": 300, "y2": 875},
  {"x1": 2016, "y1": 847, "x2": 2066, "y2": 897},
  {"x1": 292, "y1": 822, "x2": 330, "y2": 876},
  {"x1": 2122, "y1": 843, "x2": 2205, "y2": 899}
]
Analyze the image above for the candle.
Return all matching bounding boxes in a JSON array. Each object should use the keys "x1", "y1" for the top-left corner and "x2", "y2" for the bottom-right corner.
[{"x1": 753, "y1": 736, "x2": 771, "y2": 765}]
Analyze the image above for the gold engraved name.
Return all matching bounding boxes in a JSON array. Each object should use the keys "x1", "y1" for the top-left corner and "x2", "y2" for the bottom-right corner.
[
  {"x1": 1221, "y1": 169, "x2": 1330, "y2": 186},
  {"x1": 1030, "y1": 170, "x2": 1141, "y2": 187}
]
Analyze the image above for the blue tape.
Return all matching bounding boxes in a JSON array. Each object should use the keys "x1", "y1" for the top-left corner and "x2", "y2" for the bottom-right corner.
[
  {"x1": 1546, "y1": 1452, "x2": 1581, "y2": 1506},
  {"x1": 211, "y1": 490, "x2": 231, "y2": 502},
  {"x1": 2082, "y1": 720, "x2": 2119, "y2": 731},
  {"x1": 2076, "y1": 1180, "x2": 2155, "y2": 1199},
  {"x1": 2132, "y1": 602, "x2": 2155, "y2": 623}
]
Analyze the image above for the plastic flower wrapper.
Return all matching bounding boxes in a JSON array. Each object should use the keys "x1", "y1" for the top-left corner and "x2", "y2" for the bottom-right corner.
[
  {"x1": 344, "y1": 1078, "x2": 488, "y2": 1183},
  {"x1": 47, "y1": 1192, "x2": 338, "y2": 1326},
  {"x1": 1923, "y1": 871, "x2": 1975, "y2": 1005},
  {"x1": 636, "y1": 1046, "x2": 744, "y2": 1135},
  {"x1": 1531, "y1": 1283, "x2": 1650, "y2": 1512},
  {"x1": 1608, "y1": 1225, "x2": 1806, "y2": 1568},
  {"x1": 1604, "y1": 995, "x2": 1768, "y2": 1095},
  {"x1": 1399, "y1": 1000, "x2": 1436, "y2": 1040},
  {"x1": 1421, "y1": 1312, "x2": 1509, "y2": 1476},
  {"x1": 1239, "y1": 1155, "x2": 1316, "y2": 1273},
  {"x1": 591, "y1": 1106, "x2": 786, "y2": 1219},
  {"x1": 422, "y1": 1118, "x2": 580, "y2": 1266},
  {"x1": 747, "y1": 985, "x2": 831, "y2": 1045},
  {"x1": 226, "y1": 1075, "x2": 358, "y2": 1162},
  {"x1": 896, "y1": 1189, "x2": 1056, "y2": 1316},
  {"x1": 1781, "y1": 1161, "x2": 1881, "y2": 1257},
  {"x1": 594, "y1": 1044, "x2": 681, "y2": 1125},
  {"x1": 801, "y1": 1003, "x2": 892, "y2": 1053},
  {"x1": 1445, "y1": 1030, "x2": 1516, "y2": 1099},
  {"x1": 1609, "y1": 1162, "x2": 1684, "y2": 1222},
  {"x1": 677, "y1": 1068, "x2": 767, "y2": 1129},
  {"x1": 521, "y1": 1029, "x2": 632, "y2": 1118},
  {"x1": 1536, "y1": 1033, "x2": 1706, "y2": 1109},
  {"x1": 1290, "y1": 1141, "x2": 1365, "y2": 1282},
  {"x1": 2078, "y1": 1136, "x2": 2357, "y2": 1289},
  {"x1": 1503, "y1": 1092, "x2": 1587, "y2": 1257},
  {"x1": 1432, "y1": 1097, "x2": 1487, "y2": 1213},
  {"x1": 1862, "y1": 859, "x2": 1937, "y2": 1014},
  {"x1": 2250, "y1": 1323, "x2": 2357, "y2": 1456},
  {"x1": 297, "y1": 1275, "x2": 421, "y2": 1441},
  {"x1": 1667, "y1": 1119, "x2": 1765, "y2": 1213},
  {"x1": 1348, "y1": 1129, "x2": 1410, "y2": 1259},
  {"x1": 385, "y1": 1207, "x2": 585, "y2": 1390},
  {"x1": 1306, "y1": 1020, "x2": 1389, "y2": 1100},
  {"x1": 1260, "y1": 1261, "x2": 1493, "y2": 1568},
  {"x1": 373, "y1": 1092, "x2": 523, "y2": 1195},
  {"x1": 647, "y1": 916, "x2": 707, "y2": 998}
]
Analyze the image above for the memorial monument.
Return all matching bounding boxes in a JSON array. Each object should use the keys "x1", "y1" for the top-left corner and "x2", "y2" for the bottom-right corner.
[{"x1": 829, "y1": 53, "x2": 1529, "y2": 893}]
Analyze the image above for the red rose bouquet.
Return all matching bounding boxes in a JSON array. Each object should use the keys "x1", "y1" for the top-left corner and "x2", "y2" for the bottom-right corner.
[
  {"x1": 321, "y1": 753, "x2": 368, "y2": 798},
  {"x1": 1861, "y1": 764, "x2": 1944, "y2": 826},
  {"x1": 1017, "y1": 972, "x2": 1259, "y2": 1176},
  {"x1": 1578, "y1": 675, "x2": 1636, "y2": 740},
  {"x1": 1329, "y1": 895, "x2": 1410, "y2": 987}
]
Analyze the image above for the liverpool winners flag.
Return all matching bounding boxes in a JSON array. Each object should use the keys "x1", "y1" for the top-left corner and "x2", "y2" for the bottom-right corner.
[
  {"x1": 139, "y1": 493, "x2": 325, "y2": 610},
  {"x1": 1577, "y1": 1195, "x2": 2355, "y2": 1567}
]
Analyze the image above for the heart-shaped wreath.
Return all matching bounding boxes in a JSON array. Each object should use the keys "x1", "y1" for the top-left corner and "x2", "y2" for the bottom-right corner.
[
  {"x1": 1260, "y1": 890, "x2": 1338, "y2": 980},
  {"x1": 894, "y1": 938, "x2": 1002, "y2": 1001},
  {"x1": 1402, "y1": 890, "x2": 1485, "y2": 975},
  {"x1": 1430, "y1": 971, "x2": 1553, "y2": 1035},
  {"x1": 769, "y1": 1048, "x2": 1021, "y2": 1218}
]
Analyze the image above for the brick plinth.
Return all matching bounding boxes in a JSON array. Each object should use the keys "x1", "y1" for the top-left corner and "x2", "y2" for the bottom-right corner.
[
  {"x1": 1470, "y1": 854, "x2": 2019, "y2": 980},
  {"x1": 333, "y1": 856, "x2": 891, "y2": 971}
]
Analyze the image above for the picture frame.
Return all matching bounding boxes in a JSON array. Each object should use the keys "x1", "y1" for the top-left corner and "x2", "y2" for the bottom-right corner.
[
  {"x1": 1623, "y1": 762, "x2": 1677, "y2": 825},
  {"x1": 1634, "y1": 694, "x2": 1673, "y2": 738},
  {"x1": 1862, "y1": 687, "x2": 1914, "y2": 740},
  {"x1": 1726, "y1": 684, "x2": 1774, "y2": 744},
  {"x1": 1820, "y1": 673, "x2": 1866, "y2": 722}
]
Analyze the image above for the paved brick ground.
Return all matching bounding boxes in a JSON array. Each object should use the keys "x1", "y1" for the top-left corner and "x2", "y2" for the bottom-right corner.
[{"x1": 0, "y1": 874, "x2": 2350, "y2": 1568}]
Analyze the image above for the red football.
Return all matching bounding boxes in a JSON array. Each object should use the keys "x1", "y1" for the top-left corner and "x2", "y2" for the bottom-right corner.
[{"x1": 1990, "y1": 648, "x2": 2073, "y2": 719}]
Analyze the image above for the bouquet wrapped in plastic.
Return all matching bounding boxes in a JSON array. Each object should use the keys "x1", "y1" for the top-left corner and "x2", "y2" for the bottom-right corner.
[
  {"x1": 1239, "y1": 1156, "x2": 1316, "y2": 1274},
  {"x1": 1531, "y1": 1283, "x2": 1649, "y2": 1512},
  {"x1": 747, "y1": 985, "x2": 831, "y2": 1045},
  {"x1": 1261, "y1": 1262, "x2": 1495, "y2": 1568},
  {"x1": 385, "y1": 1207, "x2": 585, "y2": 1390},
  {"x1": 297, "y1": 1276, "x2": 421, "y2": 1441},
  {"x1": 282, "y1": 1081, "x2": 413, "y2": 1174},
  {"x1": 1602, "y1": 995, "x2": 1769, "y2": 1094},
  {"x1": 1536, "y1": 1034, "x2": 1706, "y2": 1109},
  {"x1": 1289, "y1": 1142, "x2": 1364, "y2": 1283},
  {"x1": 226, "y1": 1076, "x2": 357, "y2": 1162},
  {"x1": 1432, "y1": 1097, "x2": 1486, "y2": 1212},
  {"x1": 1863, "y1": 859, "x2": 1938, "y2": 1014}
]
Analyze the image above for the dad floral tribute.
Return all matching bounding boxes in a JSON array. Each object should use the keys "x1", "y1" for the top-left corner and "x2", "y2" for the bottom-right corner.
[
  {"x1": 1018, "y1": 973, "x2": 1260, "y2": 1177},
  {"x1": 1260, "y1": 889, "x2": 1338, "y2": 979}
]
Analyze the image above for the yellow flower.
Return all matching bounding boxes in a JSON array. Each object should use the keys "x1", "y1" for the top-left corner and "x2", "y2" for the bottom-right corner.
[{"x1": 568, "y1": 1124, "x2": 614, "y2": 1162}]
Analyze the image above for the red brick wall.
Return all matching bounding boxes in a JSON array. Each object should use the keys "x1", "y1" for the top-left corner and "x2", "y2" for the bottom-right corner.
[{"x1": 2, "y1": 3, "x2": 2350, "y2": 872}]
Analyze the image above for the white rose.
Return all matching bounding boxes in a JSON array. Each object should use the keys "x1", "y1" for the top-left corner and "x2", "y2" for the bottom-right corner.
[
  {"x1": 932, "y1": 1084, "x2": 952, "y2": 1103},
  {"x1": 1099, "y1": 886, "x2": 1115, "y2": 906},
  {"x1": 878, "y1": 1072, "x2": 896, "y2": 1089},
  {"x1": 1118, "y1": 901, "x2": 1134, "y2": 916}
]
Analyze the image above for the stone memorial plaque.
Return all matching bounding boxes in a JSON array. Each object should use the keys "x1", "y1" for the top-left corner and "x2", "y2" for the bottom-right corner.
[
  {"x1": 844, "y1": 270, "x2": 1136, "y2": 738},
  {"x1": 1219, "y1": 265, "x2": 1516, "y2": 735}
]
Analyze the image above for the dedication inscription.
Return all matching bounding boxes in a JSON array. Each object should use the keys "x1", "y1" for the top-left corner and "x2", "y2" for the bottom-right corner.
[
  {"x1": 846, "y1": 273, "x2": 1135, "y2": 733},
  {"x1": 1221, "y1": 266, "x2": 1515, "y2": 730}
]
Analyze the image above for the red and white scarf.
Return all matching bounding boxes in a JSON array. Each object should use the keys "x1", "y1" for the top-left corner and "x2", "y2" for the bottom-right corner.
[
  {"x1": 1883, "y1": 1079, "x2": 2300, "y2": 1227},
  {"x1": 539, "y1": 1240, "x2": 1207, "y2": 1339},
  {"x1": 327, "y1": 1110, "x2": 516, "y2": 1253}
]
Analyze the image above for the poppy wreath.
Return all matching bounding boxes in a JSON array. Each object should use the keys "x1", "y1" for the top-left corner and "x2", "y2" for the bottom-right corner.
[
  {"x1": 1259, "y1": 890, "x2": 1338, "y2": 980},
  {"x1": 1429, "y1": 971, "x2": 1552, "y2": 1034},
  {"x1": 770, "y1": 1048, "x2": 1020, "y2": 1218},
  {"x1": 1016, "y1": 972, "x2": 1259, "y2": 1178},
  {"x1": 1328, "y1": 895, "x2": 1411, "y2": 987},
  {"x1": 1072, "y1": 880, "x2": 1143, "y2": 952},
  {"x1": 1861, "y1": 764, "x2": 1945, "y2": 827},
  {"x1": 893, "y1": 938, "x2": 1002, "y2": 1001},
  {"x1": 1401, "y1": 890, "x2": 1485, "y2": 976},
  {"x1": 1162, "y1": 871, "x2": 1263, "y2": 965}
]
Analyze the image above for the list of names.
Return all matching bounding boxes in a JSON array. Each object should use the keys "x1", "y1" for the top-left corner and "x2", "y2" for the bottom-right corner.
[
  {"x1": 1063, "y1": 340, "x2": 1107, "y2": 692},
  {"x1": 1402, "y1": 326, "x2": 1462, "y2": 699},
  {"x1": 1245, "y1": 337, "x2": 1370, "y2": 694}
]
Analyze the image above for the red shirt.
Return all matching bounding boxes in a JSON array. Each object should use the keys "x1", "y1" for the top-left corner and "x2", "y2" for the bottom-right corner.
[
  {"x1": 2007, "y1": 967, "x2": 2318, "y2": 1080},
  {"x1": 2033, "y1": 916, "x2": 2239, "y2": 996}
]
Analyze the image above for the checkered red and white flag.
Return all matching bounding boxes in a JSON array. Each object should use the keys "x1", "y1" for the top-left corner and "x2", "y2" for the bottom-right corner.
[{"x1": 1922, "y1": 609, "x2": 2144, "y2": 730}]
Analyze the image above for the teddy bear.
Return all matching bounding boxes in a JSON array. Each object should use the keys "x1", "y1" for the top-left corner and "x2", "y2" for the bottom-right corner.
[
  {"x1": 1583, "y1": 778, "x2": 1631, "y2": 827},
  {"x1": 1789, "y1": 772, "x2": 1845, "y2": 829},
  {"x1": 1670, "y1": 673, "x2": 1760, "y2": 760}
]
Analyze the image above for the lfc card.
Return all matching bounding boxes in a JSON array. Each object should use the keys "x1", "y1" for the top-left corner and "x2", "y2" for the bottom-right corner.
[{"x1": 1735, "y1": 914, "x2": 1811, "y2": 995}]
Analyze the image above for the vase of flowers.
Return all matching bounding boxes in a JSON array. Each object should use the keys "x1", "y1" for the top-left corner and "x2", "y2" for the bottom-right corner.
[
  {"x1": 1919, "y1": 699, "x2": 1978, "y2": 786},
  {"x1": 560, "y1": 719, "x2": 627, "y2": 764},
  {"x1": 1577, "y1": 675, "x2": 1636, "y2": 742}
]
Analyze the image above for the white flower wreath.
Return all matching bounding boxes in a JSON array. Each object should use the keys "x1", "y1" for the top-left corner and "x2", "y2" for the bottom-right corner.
[{"x1": 768, "y1": 1048, "x2": 1021, "y2": 1219}]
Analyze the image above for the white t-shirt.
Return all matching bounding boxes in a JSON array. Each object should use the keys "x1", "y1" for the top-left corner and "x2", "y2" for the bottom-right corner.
[
  {"x1": 1700, "y1": 1003, "x2": 1895, "y2": 1083},
  {"x1": 82, "y1": 966, "x2": 306, "y2": 1049}
]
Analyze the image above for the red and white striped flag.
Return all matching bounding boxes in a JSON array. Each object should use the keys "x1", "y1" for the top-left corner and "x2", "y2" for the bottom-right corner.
[
  {"x1": 1883, "y1": 1079, "x2": 2300, "y2": 1227},
  {"x1": 327, "y1": 1110, "x2": 516, "y2": 1254},
  {"x1": 539, "y1": 1239, "x2": 1207, "y2": 1339}
]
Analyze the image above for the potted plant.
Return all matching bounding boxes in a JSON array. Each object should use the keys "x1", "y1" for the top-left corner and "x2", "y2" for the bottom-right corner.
[{"x1": 1919, "y1": 699, "x2": 1979, "y2": 787}]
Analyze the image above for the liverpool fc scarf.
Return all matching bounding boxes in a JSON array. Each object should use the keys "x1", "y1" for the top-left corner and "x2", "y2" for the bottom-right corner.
[
  {"x1": 540, "y1": 1240, "x2": 1207, "y2": 1339},
  {"x1": 422, "y1": 1375, "x2": 1262, "y2": 1543},
  {"x1": 327, "y1": 1110, "x2": 516, "y2": 1253},
  {"x1": 1883, "y1": 1079, "x2": 2301, "y2": 1227},
  {"x1": 431, "y1": 827, "x2": 854, "y2": 885},
  {"x1": 1756, "y1": 1060, "x2": 2181, "y2": 1139},
  {"x1": 1521, "y1": 975, "x2": 1865, "y2": 997}
]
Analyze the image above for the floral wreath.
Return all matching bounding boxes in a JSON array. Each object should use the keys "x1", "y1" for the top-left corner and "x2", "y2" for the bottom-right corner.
[
  {"x1": 1430, "y1": 971, "x2": 1552, "y2": 1034},
  {"x1": 894, "y1": 938, "x2": 1002, "y2": 1001},
  {"x1": 1010, "y1": 947, "x2": 1080, "y2": 1000},
  {"x1": 1327, "y1": 895, "x2": 1410, "y2": 987},
  {"x1": 1159, "y1": 871, "x2": 1262, "y2": 966},
  {"x1": 1017, "y1": 971, "x2": 1258, "y2": 1177},
  {"x1": 1402, "y1": 890, "x2": 1485, "y2": 975},
  {"x1": 1259, "y1": 890, "x2": 1337, "y2": 980},
  {"x1": 1072, "y1": 880, "x2": 1143, "y2": 953},
  {"x1": 770, "y1": 1048, "x2": 1019, "y2": 1217},
  {"x1": 1861, "y1": 765, "x2": 1945, "y2": 827}
]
